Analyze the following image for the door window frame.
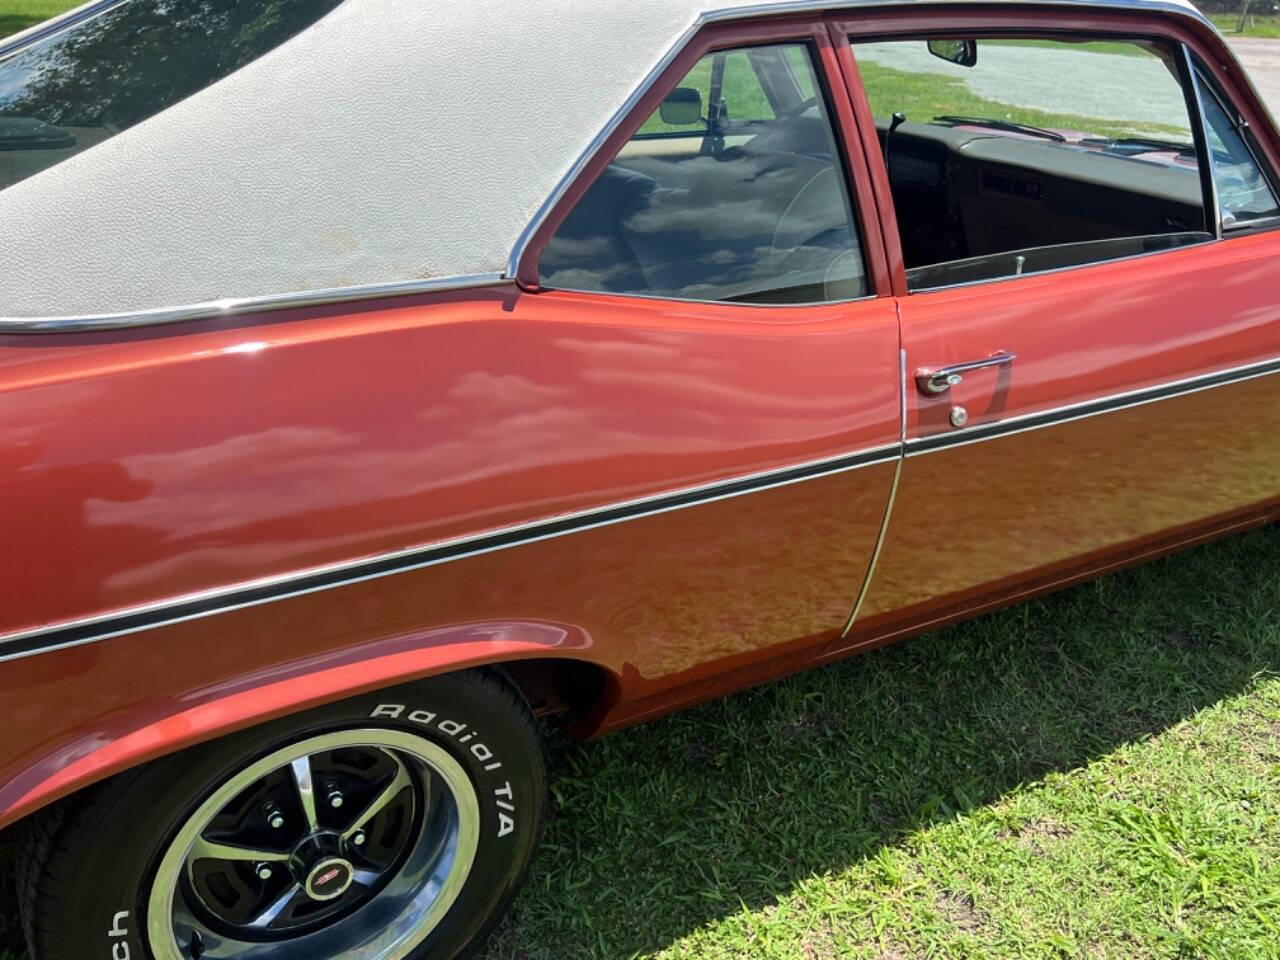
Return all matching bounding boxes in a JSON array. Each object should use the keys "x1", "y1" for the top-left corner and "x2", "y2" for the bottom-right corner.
[
  {"x1": 1191, "y1": 55, "x2": 1280, "y2": 235},
  {"x1": 512, "y1": 15, "x2": 895, "y2": 301},
  {"x1": 826, "y1": 6, "x2": 1280, "y2": 297}
]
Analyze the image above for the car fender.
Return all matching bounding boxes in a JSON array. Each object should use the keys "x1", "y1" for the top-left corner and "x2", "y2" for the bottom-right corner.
[{"x1": 0, "y1": 619, "x2": 603, "y2": 830}]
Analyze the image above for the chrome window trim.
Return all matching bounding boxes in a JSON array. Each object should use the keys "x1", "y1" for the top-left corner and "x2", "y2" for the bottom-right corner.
[
  {"x1": 0, "y1": 440, "x2": 901, "y2": 662},
  {"x1": 900, "y1": 234, "x2": 1216, "y2": 297},
  {"x1": 1190, "y1": 54, "x2": 1280, "y2": 228},
  {"x1": 0, "y1": 274, "x2": 509, "y2": 333},
  {"x1": 0, "y1": 0, "x2": 1234, "y2": 334},
  {"x1": 505, "y1": 0, "x2": 1227, "y2": 284},
  {"x1": 538, "y1": 284, "x2": 880, "y2": 308},
  {"x1": 1181, "y1": 42, "x2": 1223, "y2": 239},
  {"x1": 869, "y1": 33, "x2": 1220, "y2": 294},
  {"x1": 536, "y1": 38, "x2": 878, "y2": 308},
  {"x1": 1224, "y1": 213, "x2": 1280, "y2": 235}
]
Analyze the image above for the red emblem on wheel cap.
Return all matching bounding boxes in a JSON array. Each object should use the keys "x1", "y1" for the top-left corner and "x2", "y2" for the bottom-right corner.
[{"x1": 315, "y1": 867, "x2": 343, "y2": 887}]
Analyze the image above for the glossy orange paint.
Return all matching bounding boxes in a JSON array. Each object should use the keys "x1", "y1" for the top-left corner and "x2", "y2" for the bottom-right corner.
[
  {"x1": 0, "y1": 287, "x2": 899, "y2": 635},
  {"x1": 3, "y1": 3, "x2": 1280, "y2": 835},
  {"x1": 843, "y1": 235, "x2": 1280, "y2": 635},
  {"x1": 825, "y1": 6, "x2": 1280, "y2": 639},
  {"x1": 0, "y1": 279, "x2": 900, "y2": 826}
]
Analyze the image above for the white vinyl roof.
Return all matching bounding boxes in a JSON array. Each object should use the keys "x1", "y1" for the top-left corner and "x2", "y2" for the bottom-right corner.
[{"x1": 0, "y1": 0, "x2": 1212, "y2": 322}]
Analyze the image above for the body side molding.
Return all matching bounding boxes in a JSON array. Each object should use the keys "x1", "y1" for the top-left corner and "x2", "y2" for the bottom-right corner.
[
  {"x1": 7, "y1": 349, "x2": 1277, "y2": 662},
  {"x1": 0, "y1": 442, "x2": 900, "y2": 662},
  {"x1": 907, "y1": 353, "x2": 1280, "y2": 456}
]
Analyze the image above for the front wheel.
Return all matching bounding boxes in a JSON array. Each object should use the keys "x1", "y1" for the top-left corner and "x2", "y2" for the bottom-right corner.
[{"x1": 17, "y1": 670, "x2": 545, "y2": 960}]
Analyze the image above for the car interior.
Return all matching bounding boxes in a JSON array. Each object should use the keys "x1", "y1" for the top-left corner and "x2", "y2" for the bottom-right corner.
[
  {"x1": 539, "y1": 36, "x2": 1220, "y2": 302},
  {"x1": 540, "y1": 44, "x2": 868, "y2": 304}
]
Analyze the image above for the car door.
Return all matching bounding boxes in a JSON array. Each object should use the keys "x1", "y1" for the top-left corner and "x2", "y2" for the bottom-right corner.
[
  {"x1": 384, "y1": 18, "x2": 906, "y2": 706},
  {"x1": 430, "y1": 18, "x2": 908, "y2": 705},
  {"x1": 824, "y1": 9, "x2": 1280, "y2": 646}
]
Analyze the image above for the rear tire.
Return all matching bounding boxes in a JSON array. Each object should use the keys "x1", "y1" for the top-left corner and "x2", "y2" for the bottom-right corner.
[{"x1": 17, "y1": 670, "x2": 544, "y2": 960}]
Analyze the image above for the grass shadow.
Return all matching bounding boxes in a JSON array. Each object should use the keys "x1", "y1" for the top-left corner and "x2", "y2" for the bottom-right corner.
[{"x1": 482, "y1": 525, "x2": 1280, "y2": 958}]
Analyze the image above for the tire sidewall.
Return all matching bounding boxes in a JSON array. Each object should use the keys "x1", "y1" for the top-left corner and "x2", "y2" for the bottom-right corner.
[{"x1": 48, "y1": 673, "x2": 542, "y2": 960}]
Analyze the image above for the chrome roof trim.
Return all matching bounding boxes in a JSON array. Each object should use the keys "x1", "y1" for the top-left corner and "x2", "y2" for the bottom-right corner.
[
  {"x1": 0, "y1": 0, "x2": 1234, "y2": 332},
  {"x1": 0, "y1": 274, "x2": 509, "y2": 334},
  {"x1": 505, "y1": 0, "x2": 1224, "y2": 282},
  {"x1": 0, "y1": 440, "x2": 900, "y2": 662}
]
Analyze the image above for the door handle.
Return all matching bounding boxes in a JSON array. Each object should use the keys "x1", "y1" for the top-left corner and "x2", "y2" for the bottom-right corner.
[{"x1": 915, "y1": 351, "x2": 1016, "y2": 396}]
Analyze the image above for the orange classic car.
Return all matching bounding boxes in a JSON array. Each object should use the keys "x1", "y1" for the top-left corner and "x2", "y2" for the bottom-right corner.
[{"x1": 1, "y1": 0, "x2": 1278, "y2": 957}]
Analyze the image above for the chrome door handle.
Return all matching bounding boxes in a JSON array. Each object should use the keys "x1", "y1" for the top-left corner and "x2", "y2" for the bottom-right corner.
[{"x1": 915, "y1": 351, "x2": 1016, "y2": 396}]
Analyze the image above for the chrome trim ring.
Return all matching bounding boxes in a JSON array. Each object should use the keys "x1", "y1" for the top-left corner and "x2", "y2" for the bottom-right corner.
[{"x1": 145, "y1": 729, "x2": 479, "y2": 960}]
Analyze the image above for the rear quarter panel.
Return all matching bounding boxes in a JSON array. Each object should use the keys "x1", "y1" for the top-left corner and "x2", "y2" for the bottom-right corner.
[{"x1": 0, "y1": 285, "x2": 900, "y2": 826}]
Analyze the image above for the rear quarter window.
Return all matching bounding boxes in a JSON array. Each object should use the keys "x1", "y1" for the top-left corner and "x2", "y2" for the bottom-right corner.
[{"x1": 0, "y1": 0, "x2": 344, "y2": 192}]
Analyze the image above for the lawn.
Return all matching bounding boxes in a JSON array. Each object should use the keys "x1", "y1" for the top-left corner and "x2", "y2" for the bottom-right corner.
[
  {"x1": 4, "y1": 5, "x2": 1280, "y2": 960},
  {"x1": 639, "y1": 47, "x2": 1188, "y2": 142},
  {"x1": 855, "y1": 59, "x2": 1188, "y2": 140},
  {"x1": 0, "y1": 0, "x2": 71, "y2": 42},
  {"x1": 1210, "y1": 12, "x2": 1280, "y2": 38},
  {"x1": 474, "y1": 528, "x2": 1280, "y2": 960}
]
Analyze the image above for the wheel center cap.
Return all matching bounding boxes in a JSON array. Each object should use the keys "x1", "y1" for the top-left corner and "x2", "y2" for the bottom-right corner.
[{"x1": 304, "y1": 856, "x2": 354, "y2": 901}]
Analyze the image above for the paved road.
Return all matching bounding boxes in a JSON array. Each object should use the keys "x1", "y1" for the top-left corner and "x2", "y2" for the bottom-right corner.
[{"x1": 1228, "y1": 38, "x2": 1280, "y2": 116}]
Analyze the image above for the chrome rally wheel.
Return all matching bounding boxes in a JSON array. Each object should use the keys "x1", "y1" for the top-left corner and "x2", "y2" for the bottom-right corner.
[
  {"x1": 17, "y1": 672, "x2": 546, "y2": 960},
  {"x1": 147, "y1": 730, "x2": 479, "y2": 959}
]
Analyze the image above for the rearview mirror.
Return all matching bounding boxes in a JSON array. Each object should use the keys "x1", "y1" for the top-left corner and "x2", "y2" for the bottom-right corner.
[
  {"x1": 659, "y1": 87, "x2": 703, "y2": 125},
  {"x1": 927, "y1": 38, "x2": 978, "y2": 67}
]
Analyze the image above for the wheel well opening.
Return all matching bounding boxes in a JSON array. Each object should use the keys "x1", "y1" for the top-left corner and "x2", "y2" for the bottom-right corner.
[{"x1": 493, "y1": 658, "x2": 614, "y2": 727}]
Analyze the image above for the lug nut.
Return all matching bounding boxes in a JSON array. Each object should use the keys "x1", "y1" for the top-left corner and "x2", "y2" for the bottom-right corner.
[
  {"x1": 351, "y1": 830, "x2": 366, "y2": 847},
  {"x1": 325, "y1": 782, "x2": 344, "y2": 809},
  {"x1": 262, "y1": 801, "x2": 285, "y2": 830},
  {"x1": 255, "y1": 863, "x2": 273, "y2": 881}
]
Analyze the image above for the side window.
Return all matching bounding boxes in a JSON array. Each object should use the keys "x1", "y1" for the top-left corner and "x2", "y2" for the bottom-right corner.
[
  {"x1": 1194, "y1": 66, "x2": 1280, "y2": 227},
  {"x1": 0, "y1": 0, "x2": 343, "y2": 192},
  {"x1": 539, "y1": 43, "x2": 869, "y2": 305},
  {"x1": 851, "y1": 37, "x2": 1212, "y2": 291}
]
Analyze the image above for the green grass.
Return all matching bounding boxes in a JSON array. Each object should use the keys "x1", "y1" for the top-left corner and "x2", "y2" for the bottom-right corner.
[
  {"x1": 0, "y1": 0, "x2": 74, "y2": 41},
  {"x1": 856, "y1": 59, "x2": 1190, "y2": 141},
  {"x1": 7, "y1": 528, "x2": 1280, "y2": 960},
  {"x1": 637, "y1": 43, "x2": 1184, "y2": 142},
  {"x1": 476, "y1": 528, "x2": 1280, "y2": 960},
  {"x1": 997, "y1": 38, "x2": 1155, "y2": 58},
  {"x1": 1210, "y1": 13, "x2": 1280, "y2": 38}
]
